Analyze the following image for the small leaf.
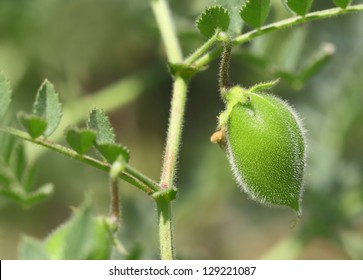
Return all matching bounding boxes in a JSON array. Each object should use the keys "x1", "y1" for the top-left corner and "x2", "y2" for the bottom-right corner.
[
  {"x1": 240, "y1": 0, "x2": 270, "y2": 29},
  {"x1": 19, "y1": 236, "x2": 50, "y2": 260},
  {"x1": 215, "y1": 0, "x2": 245, "y2": 36},
  {"x1": 0, "y1": 72, "x2": 11, "y2": 119},
  {"x1": 65, "y1": 127, "x2": 96, "y2": 155},
  {"x1": 286, "y1": 0, "x2": 313, "y2": 16},
  {"x1": 33, "y1": 79, "x2": 62, "y2": 137},
  {"x1": 248, "y1": 79, "x2": 280, "y2": 93},
  {"x1": 96, "y1": 143, "x2": 130, "y2": 164},
  {"x1": 333, "y1": 0, "x2": 351, "y2": 9},
  {"x1": 18, "y1": 112, "x2": 47, "y2": 139},
  {"x1": 87, "y1": 108, "x2": 115, "y2": 144},
  {"x1": 196, "y1": 5, "x2": 230, "y2": 37}
]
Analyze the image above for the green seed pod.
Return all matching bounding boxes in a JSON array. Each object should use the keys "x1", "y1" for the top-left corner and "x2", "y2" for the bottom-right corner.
[{"x1": 220, "y1": 86, "x2": 306, "y2": 214}]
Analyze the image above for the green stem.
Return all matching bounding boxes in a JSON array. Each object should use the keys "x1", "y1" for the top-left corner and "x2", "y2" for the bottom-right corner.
[
  {"x1": 151, "y1": 0, "x2": 187, "y2": 260},
  {"x1": 151, "y1": 0, "x2": 182, "y2": 63},
  {"x1": 0, "y1": 125, "x2": 160, "y2": 194},
  {"x1": 184, "y1": 32, "x2": 219, "y2": 65},
  {"x1": 160, "y1": 76, "x2": 188, "y2": 190},
  {"x1": 156, "y1": 197, "x2": 174, "y2": 260},
  {"x1": 191, "y1": 4, "x2": 363, "y2": 70}
]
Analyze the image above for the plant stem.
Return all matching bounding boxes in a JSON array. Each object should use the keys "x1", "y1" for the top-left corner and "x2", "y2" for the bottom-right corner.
[
  {"x1": 156, "y1": 197, "x2": 174, "y2": 260},
  {"x1": 184, "y1": 32, "x2": 218, "y2": 65},
  {"x1": 160, "y1": 76, "x2": 187, "y2": 190},
  {"x1": 109, "y1": 178, "x2": 120, "y2": 226},
  {"x1": 218, "y1": 32, "x2": 232, "y2": 94},
  {"x1": 0, "y1": 125, "x2": 160, "y2": 194},
  {"x1": 151, "y1": 0, "x2": 187, "y2": 260},
  {"x1": 190, "y1": 4, "x2": 363, "y2": 70},
  {"x1": 151, "y1": 0, "x2": 182, "y2": 63}
]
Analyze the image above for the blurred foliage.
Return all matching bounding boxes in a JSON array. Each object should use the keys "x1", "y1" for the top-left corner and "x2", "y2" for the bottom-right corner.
[{"x1": 1, "y1": 0, "x2": 363, "y2": 259}]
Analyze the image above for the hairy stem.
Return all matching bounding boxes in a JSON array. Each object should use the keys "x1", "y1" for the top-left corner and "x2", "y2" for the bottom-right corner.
[
  {"x1": 218, "y1": 32, "x2": 233, "y2": 94},
  {"x1": 160, "y1": 76, "x2": 187, "y2": 190},
  {"x1": 151, "y1": 0, "x2": 186, "y2": 260},
  {"x1": 0, "y1": 126, "x2": 160, "y2": 194},
  {"x1": 109, "y1": 178, "x2": 120, "y2": 226},
  {"x1": 190, "y1": 4, "x2": 363, "y2": 70},
  {"x1": 156, "y1": 197, "x2": 174, "y2": 260}
]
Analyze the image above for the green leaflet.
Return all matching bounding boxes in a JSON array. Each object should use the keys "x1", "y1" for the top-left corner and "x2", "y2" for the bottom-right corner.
[
  {"x1": 33, "y1": 80, "x2": 63, "y2": 137},
  {"x1": 87, "y1": 107, "x2": 116, "y2": 144},
  {"x1": 333, "y1": 0, "x2": 351, "y2": 9},
  {"x1": 196, "y1": 5, "x2": 230, "y2": 37},
  {"x1": 0, "y1": 72, "x2": 11, "y2": 119},
  {"x1": 87, "y1": 107, "x2": 129, "y2": 163},
  {"x1": 65, "y1": 127, "x2": 96, "y2": 155},
  {"x1": 18, "y1": 113, "x2": 47, "y2": 139},
  {"x1": 240, "y1": 0, "x2": 270, "y2": 29},
  {"x1": 96, "y1": 143, "x2": 130, "y2": 164},
  {"x1": 286, "y1": 0, "x2": 313, "y2": 16}
]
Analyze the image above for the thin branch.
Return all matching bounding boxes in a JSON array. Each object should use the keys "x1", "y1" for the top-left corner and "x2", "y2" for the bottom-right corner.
[
  {"x1": 190, "y1": 4, "x2": 363, "y2": 69},
  {"x1": 0, "y1": 125, "x2": 160, "y2": 194}
]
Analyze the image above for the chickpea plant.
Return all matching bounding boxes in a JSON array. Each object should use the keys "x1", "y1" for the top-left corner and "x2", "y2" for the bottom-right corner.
[{"x1": 0, "y1": 0, "x2": 362, "y2": 260}]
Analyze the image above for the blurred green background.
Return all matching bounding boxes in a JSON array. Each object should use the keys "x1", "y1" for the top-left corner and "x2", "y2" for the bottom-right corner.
[{"x1": 1, "y1": 0, "x2": 363, "y2": 259}]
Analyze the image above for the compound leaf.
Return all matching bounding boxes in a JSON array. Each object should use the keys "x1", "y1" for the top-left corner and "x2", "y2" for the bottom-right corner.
[
  {"x1": 286, "y1": 0, "x2": 313, "y2": 16},
  {"x1": 87, "y1": 108, "x2": 115, "y2": 144},
  {"x1": 240, "y1": 0, "x2": 270, "y2": 29},
  {"x1": 0, "y1": 72, "x2": 11, "y2": 119},
  {"x1": 18, "y1": 113, "x2": 47, "y2": 139},
  {"x1": 333, "y1": 0, "x2": 351, "y2": 9},
  {"x1": 196, "y1": 5, "x2": 230, "y2": 37},
  {"x1": 65, "y1": 127, "x2": 96, "y2": 155},
  {"x1": 33, "y1": 80, "x2": 62, "y2": 137}
]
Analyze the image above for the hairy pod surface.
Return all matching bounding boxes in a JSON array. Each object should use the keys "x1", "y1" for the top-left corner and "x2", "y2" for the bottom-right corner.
[{"x1": 224, "y1": 88, "x2": 306, "y2": 213}]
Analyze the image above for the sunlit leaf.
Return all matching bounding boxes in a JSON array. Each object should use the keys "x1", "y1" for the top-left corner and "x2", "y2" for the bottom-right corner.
[
  {"x1": 333, "y1": 0, "x2": 351, "y2": 9},
  {"x1": 196, "y1": 5, "x2": 230, "y2": 37},
  {"x1": 65, "y1": 127, "x2": 96, "y2": 155},
  {"x1": 33, "y1": 80, "x2": 62, "y2": 137},
  {"x1": 240, "y1": 0, "x2": 270, "y2": 29},
  {"x1": 0, "y1": 72, "x2": 11, "y2": 119},
  {"x1": 87, "y1": 108, "x2": 115, "y2": 144},
  {"x1": 18, "y1": 113, "x2": 47, "y2": 139},
  {"x1": 286, "y1": 0, "x2": 313, "y2": 16}
]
